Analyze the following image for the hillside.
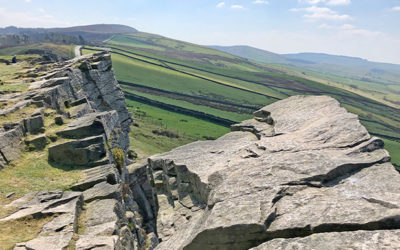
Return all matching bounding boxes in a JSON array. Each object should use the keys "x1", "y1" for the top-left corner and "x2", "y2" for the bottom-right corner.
[
  {"x1": 0, "y1": 24, "x2": 137, "y2": 35},
  {"x1": 211, "y1": 45, "x2": 400, "y2": 108},
  {"x1": 0, "y1": 24, "x2": 137, "y2": 46},
  {"x1": 209, "y1": 45, "x2": 289, "y2": 64},
  {"x1": 78, "y1": 32, "x2": 400, "y2": 165},
  {"x1": 284, "y1": 52, "x2": 400, "y2": 74}
]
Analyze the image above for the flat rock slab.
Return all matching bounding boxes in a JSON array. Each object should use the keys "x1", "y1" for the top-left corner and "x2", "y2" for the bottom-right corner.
[
  {"x1": 71, "y1": 164, "x2": 120, "y2": 191},
  {"x1": 251, "y1": 230, "x2": 400, "y2": 250},
  {"x1": 48, "y1": 135, "x2": 107, "y2": 166},
  {"x1": 83, "y1": 181, "x2": 121, "y2": 203},
  {"x1": 75, "y1": 235, "x2": 119, "y2": 250},
  {"x1": 57, "y1": 111, "x2": 117, "y2": 139},
  {"x1": 148, "y1": 96, "x2": 398, "y2": 250},
  {"x1": 84, "y1": 199, "x2": 125, "y2": 237},
  {"x1": 14, "y1": 232, "x2": 73, "y2": 250},
  {"x1": 1, "y1": 191, "x2": 82, "y2": 222}
]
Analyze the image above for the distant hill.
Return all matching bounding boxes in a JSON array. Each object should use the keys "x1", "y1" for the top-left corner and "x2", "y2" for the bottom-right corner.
[
  {"x1": 0, "y1": 24, "x2": 137, "y2": 35},
  {"x1": 209, "y1": 45, "x2": 400, "y2": 75},
  {"x1": 48, "y1": 24, "x2": 137, "y2": 35},
  {"x1": 284, "y1": 52, "x2": 400, "y2": 75},
  {"x1": 0, "y1": 24, "x2": 137, "y2": 44},
  {"x1": 210, "y1": 45, "x2": 400, "y2": 87},
  {"x1": 208, "y1": 45, "x2": 288, "y2": 64}
]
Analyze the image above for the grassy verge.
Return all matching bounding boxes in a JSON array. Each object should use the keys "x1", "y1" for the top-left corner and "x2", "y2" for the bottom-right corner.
[
  {"x1": 0, "y1": 215, "x2": 54, "y2": 250},
  {"x1": 0, "y1": 43, "x2": 75, "y2": 59},
  {"x1": 0, "y1": 151, "x2": 83, "y2": 205},
  {"x1": 126, "y1": 99, "x2": 229, "y2": 159},
  {"x1": 383, "y1": 139, "x2": 400, "y2": 166}
]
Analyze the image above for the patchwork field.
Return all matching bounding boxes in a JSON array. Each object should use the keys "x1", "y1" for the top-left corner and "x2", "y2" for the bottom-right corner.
[{"x1": 80, "y1": 32, "x2": 400, "y2": 165}]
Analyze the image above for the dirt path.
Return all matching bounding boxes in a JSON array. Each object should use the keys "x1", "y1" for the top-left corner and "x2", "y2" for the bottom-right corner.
[{"x1": 74, "y1": 46, "x2": 82, "y2": 57}]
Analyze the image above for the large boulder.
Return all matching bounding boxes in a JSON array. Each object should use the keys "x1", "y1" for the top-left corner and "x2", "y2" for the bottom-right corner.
[
  {"x1": 148, "y1": 95, "x2": 397, "y2": 250},
  {"x1": 48, "y1": 135, "x2": 108, "y2": 166},
  {"x1": 0, "y1": 122, "x2": 25, "y2": 169}
]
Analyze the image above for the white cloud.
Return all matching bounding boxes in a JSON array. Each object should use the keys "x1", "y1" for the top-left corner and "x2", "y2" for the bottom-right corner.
[
  {"x1": 216, "y1": 2, "x2": 225, "y2": 8},
  {"x1": 253, "y1": 0, "x2": 269, "y2": 4},
  {"x1": 326, "y1": 0, "x2": 351, "y2": 6},
  {"x1": 300, "y1": 0, "x2": 324, "y2": 4},
  {"x1": 342, "y1": 27, "x2": 382, "y2": 37},
  {"x1": 0, "y1": 8, "x2": 75, "y2": 28},
  {"x1": 392, "y1": 6, "x2": 400, "y2": 11},
  {"x1": 319, "y1": 23, "x2": 382, "y2": 37},
  {"x1": 341, "y1": 23, "x2": 354, "y2": 29},
  {"x1": 25, "y1": 0, "x2": 31, "y2": 2},
  {"x1": 291, "y1": 6, "x2": 351, "y2": 21},
  {"x1": 231, "y1": 5, "x2": 244, "y2": 9},
  {"x1": 300, "y1": 0, "x2": 351, "y2": 6}
]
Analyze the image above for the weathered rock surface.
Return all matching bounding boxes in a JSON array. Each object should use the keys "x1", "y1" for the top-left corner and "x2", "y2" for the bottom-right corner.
[
  {"x1": 48, "y1": 134, "x2": 107, "y2": 166},
  {"x1": 147, "y1": 95, "x2": 398, "y2": 250},
  {"x1": 0, "y1": 52, "x2": 132, "y2": 171},
  {"x1": 1, "y1": 190, "x2": 82, "y2": 222},
  {"x1": 71, "y1": 164, "x2": 119, "y2": 191},
  {"x1": 0, "y1": 53, "x2": 144, "y2": 250},
  {"x1": 250, "y1": 230, "x2": 400, "y2": 250}
]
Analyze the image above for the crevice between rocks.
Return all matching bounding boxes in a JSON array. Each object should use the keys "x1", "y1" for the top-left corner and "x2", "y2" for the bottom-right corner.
[{"x1": 304, "y1": 157, "x2": 391, "y2": 187}]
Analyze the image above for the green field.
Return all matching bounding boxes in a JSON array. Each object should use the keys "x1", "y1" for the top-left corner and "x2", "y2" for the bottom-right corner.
[
  {"x1": 126, "y1": 99, "x2": 229, "y2": 159},
  {"x1": 0, "y1": 43, "x2": 75, "y2": 59},
  {"x1": 82, "y1": 32, "x2": 399, "y2": 165}
]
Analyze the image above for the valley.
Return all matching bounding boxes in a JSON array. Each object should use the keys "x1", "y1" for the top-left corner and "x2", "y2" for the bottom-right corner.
[{"x1": 77, "y1": 32, "x2": 400, "y2": 164}]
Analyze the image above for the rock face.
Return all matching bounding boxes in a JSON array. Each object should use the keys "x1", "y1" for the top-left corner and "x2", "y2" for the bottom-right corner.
[
  {"x1": 0, "y1": 53, "x2": 156, "y2": 250},
  {"x1": 0, "y1": 52, "x2": 132, "y2": 172},
  {"x1": 146, "y1": 95, "x2": 398, "y2": 250}
]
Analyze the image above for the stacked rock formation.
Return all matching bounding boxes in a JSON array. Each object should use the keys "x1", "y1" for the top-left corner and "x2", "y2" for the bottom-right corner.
[
  {"x1": 146, "y1": 95, "x2": 398, "y2": 249},
  {"x1": 0, "y1": 52, "x2": 155, "y2": 249}
]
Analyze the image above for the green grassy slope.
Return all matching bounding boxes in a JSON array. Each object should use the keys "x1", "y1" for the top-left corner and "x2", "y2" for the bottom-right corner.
[
  {"x1": 81, "y1": 32, "x2": 400, "y2": 164},
  {"x1": 0, "y1": 43, "x2": 75, "y2": 59},
  {"x1": 211, "y1": 45, "x2": 400, "y2": 108},
  {"x1": 126, "y1": 99, "x2": 229, "y2": 159}
]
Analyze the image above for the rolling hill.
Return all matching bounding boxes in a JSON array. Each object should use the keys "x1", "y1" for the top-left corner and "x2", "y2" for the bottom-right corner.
[
  {"x1": 0, "y1": 24, "x2": 137, "y2": 35},
  {"x1": 0, "y1": 25, "x2": 398, "y2": 164},
  {"x1": 210, "y1": 45, "x2": 400, "y2": 109},
  {"x1": 79, "y1": 31, "x2": 400, "y2": 164},
  {"x1": 0, "y1": 24, "x2": 137, "y2": 46}
]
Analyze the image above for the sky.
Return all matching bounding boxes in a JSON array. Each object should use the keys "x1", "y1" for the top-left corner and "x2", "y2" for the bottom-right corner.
[{"x1": 0, "y1": 0, "x2": 399, "y2": 64}]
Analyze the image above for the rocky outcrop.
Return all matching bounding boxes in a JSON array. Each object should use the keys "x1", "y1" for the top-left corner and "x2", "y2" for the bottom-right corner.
[
  {"x1": 145, "y1": 95, "x2": 398, "y2": 249},
  {"x1": 2, "y1": 52, "x2": 398, "y2": 250},
  {"x1": 0, "y1": 53, "x2": 156, "y2": 249},
  {"x1": 0, "y1": 52, "x2": 132, "y2": 171}
]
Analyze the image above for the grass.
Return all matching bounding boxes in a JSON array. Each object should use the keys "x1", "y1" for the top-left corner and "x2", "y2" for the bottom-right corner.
[
  {"x1": 123, "y1": 88, "x2": 252, "y2": 122},
  {"x1": 383, "y1": 139, "x2": 400, "y2": 166},
  {"x1": 85, "y1": 34, "x2": 400, "y2": 165},
  {"x1": 0, "y1": 61, "x2": 28, "y2": 82},
  {"x1": 0, "y1": 150, "x2": 83, "y2": 206},
  {"x1": 0, "y1": 215, "x2": 54, "y2": 250},
  {"x1": 0, "y1": 43, "x2": 75, "y2": 59},
  {"x1": 0, "y1": 104, "x2": 39, "y2": 126},
  {"x1": 126, "y1": 99, "x2": 229, "y2": 159},
  {"x1": 0, "y1": 82, "x2": 29, "y2": 93}
]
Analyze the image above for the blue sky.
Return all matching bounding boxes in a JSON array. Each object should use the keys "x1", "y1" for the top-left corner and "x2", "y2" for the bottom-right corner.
[{"x1": 0, "y1": 0, "x2": 399, "y2": 64}]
